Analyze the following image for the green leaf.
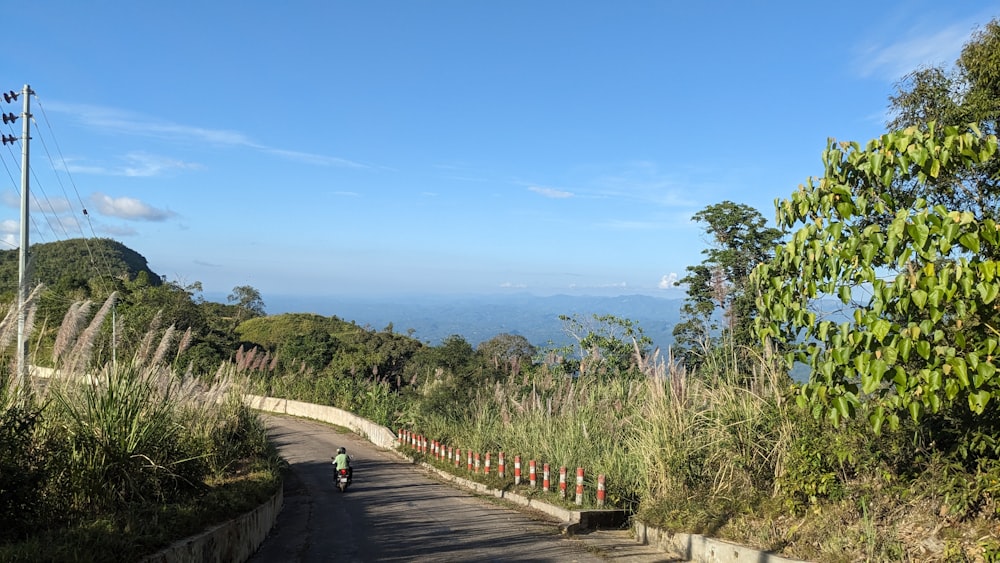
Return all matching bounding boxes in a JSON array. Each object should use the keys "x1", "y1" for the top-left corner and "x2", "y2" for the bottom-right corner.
[
  {"x1": 871, "y1": 358, "x2": 888, "y2": 380},
  {"x1": 916, "y1": 340, "x2": 931, "y2": 360},
  {"x1": 977, "y1": 282, "x2": 999, "y2": 304},
  {"x1": 975, "y1": 362, "x2": 996, "y2": 387},
  {"x1": 838, "y1": 285, "x2": 852, "y2": 303},
  {"x1": 969, "y1": 390, "x2": 991, "y2": 414},
  {"x1": 833, "y1": 396, "x2": 851, "y2": 420},
  {"x1": 898, "y1": 338, "x2": 912, "y2": 362},
  {"x1": 871, "y1": 319, "x2": 891, "y2": 342},
  {"x1": 948, "y1": 357, "x2": 970, "y2": 387},
  {"x1": 911, "y1": 289, "x2": 927, "y2": 309},
  {"x1": 907, "y1": 223, "x2": 929, "y2": 249},
  {"x1": 959, "y1": 233, "x2": 981, "y2": 253},
  {"x1": 869, "y1": 407, "x2": 885, "y2": 435},
  {"x1": 908, "y1": 400, "x2": 922, "y2": 421}
]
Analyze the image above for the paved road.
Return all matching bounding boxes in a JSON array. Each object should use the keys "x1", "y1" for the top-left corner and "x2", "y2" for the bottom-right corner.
[{"x1": 248, "y1": 415, "x2": 676, "y2": 562}]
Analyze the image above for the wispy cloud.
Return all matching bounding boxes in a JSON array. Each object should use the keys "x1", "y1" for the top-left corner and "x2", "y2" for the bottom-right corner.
[
  {"x1": 96, "y1": 223, "x2": 138, "y2": 237},
  {"x1": 121, "y1": 152, "x2": 200, "y2": 177},
  {"x1": 529, "y1": 185, "x2": 574, "y2": 199},
  {"x1": 59, "y1": 149, "x2": 201, "y2": 177},
  {"x1": 598, "y1": 219, "x2": 666, "y2": 231},
  {"x1": 89, "y1": 192, "x2": 174, "y2": 221},
  {"x1": 45, "y1": 102, "x2": 366, "y2": 169},
  {"x1": 592, "y1": 161, "x2": 698, "y2": 207},
  {"x1": 855, "y1": 19, "x2": 981, "y2": 80}
]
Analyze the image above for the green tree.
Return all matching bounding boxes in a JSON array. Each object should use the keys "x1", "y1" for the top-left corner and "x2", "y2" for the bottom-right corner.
[
  {"x1": 281, "y1": 327, "x2": 336, "y2": 372},
  {"x1": 754, "y1": 124, "x2": 999, "y2": 433},
  {"x1": 887, "y1": 18, "x2": 1000, "y2": 225},
  {"x1": 228, "y1": 285, "x2": 266, "y2": 321},
  {"x1": 477, "y1": 333, "x2": 535, "y2": 378},
  {"x1": 673, "y1": 201, "x2": 782, "y2": 366},
  {"x1": 560, "y1": 314, "x2": 651, "y2": 378}
]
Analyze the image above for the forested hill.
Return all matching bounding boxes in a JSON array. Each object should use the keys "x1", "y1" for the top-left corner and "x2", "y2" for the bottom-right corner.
[{"x1": 0, "y1": 238, "x2": 161, "y2": 296}]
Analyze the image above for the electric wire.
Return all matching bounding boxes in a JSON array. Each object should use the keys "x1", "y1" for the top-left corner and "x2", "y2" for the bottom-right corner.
[{"x1": 32, "y1": 93, "x2": 119, "y2": 297}]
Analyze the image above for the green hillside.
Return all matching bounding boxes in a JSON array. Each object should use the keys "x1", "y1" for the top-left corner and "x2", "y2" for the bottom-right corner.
[{"x1": 0, "y1": 238, "x2": 161, "y2": 297}]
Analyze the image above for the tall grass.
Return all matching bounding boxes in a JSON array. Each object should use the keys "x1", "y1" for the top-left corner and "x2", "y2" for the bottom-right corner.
[
  {"x1": 631, "y1": 347, "x2": 795, "y2": 531},
  {"x1": 0, "y1": 292, "x2": 279, "y2": 562}
]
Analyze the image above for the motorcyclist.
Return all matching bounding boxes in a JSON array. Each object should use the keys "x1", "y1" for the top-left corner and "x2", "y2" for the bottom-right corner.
[{"x1": 332, "y1": 447, "x2": 353, "y2": 483}]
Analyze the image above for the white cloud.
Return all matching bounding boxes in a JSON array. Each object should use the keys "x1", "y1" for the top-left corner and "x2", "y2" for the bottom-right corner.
[
  {"x1": 500, "y1": 281, "x2": 527, "y2": 289},
  {"x1": 89, "y1": 192, "x2": 174, "y2": 221},
  {"x1": 658, "y1": 273, "x2": 679, "y2": 289},
  {"x1": 855, "y1": 20, "x2": 979, "y2": 80},
  {"x1": 0, "y1": 219, "x2": 17, "y2": 234},
  {"x1": 529, "y1": 186, "x2": 574, "y2": 199}
]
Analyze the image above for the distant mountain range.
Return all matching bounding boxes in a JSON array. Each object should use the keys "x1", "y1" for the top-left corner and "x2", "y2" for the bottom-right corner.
[{"x1": 264, "y1": 293, "x2": 685, "y2": 351}]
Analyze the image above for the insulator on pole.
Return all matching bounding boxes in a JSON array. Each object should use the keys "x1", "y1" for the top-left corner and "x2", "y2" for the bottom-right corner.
[
  {"x1": 2, "y1": 112, "x2": 17, "y2": 124},
  {"x1": 2, "y1": 90, "x2": 18, "y2": 103},
  {"x1": 1, "y1": 134, "x2": 17, "y2": 145}
]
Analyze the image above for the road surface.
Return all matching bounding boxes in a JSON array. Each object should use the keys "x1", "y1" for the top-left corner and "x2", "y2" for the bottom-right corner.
[{"x1": 247, "y1": 414, "x2": 676, "y2": 562}]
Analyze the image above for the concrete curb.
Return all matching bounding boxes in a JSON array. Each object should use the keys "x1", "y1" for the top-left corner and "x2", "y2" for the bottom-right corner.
[
  {"x1": 633, "y1": 521, "x2": 807, "y2": 563},
  {"x1": 140, "y1": 486, "x2": 283, "y2": 563}
]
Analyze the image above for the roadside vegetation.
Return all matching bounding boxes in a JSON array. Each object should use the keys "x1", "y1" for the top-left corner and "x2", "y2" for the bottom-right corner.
[
  {"x1": 0, "y1": 289, "x2": 281, "y2": 562},
  {"x1": 2, "y1": 18, "x2": 998, "y2": 563}
]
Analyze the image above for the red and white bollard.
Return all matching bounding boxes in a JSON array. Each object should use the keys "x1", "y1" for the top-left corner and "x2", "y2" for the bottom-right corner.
[
  {"x1": 575, "y1": 467, "x2": 585, "y2": 505},
  {"x1": 498, "y1": 452, "x2": 506, "y2": 478},
  {"x1": 543, "y1": 463, "x2": 550, "y2": 492},
  {"x1": 455, "y1": 448, "x2": 461, "y2": 468},
  {"x1": 467, "y1": 450, "x2": 473, "y2": 471},
  {"x1": 474, "y1": 452, "x2": 481, "y2": 473},
  {"x1": 398, "y1": 429, "x2": 404, "y2": 446},
  {"x1": 597, "y1": 474, "x2": 606, "y2": 507},
  {"x1": 485, "y1": 453, "x2": 491, "y2": 475},
  {"x1": 529, "y1": 460, "x2": 537, "y2": 487},
  {"x1": 514, "y1": 456, "x2": 522, "y2": 485},
  {"x1": 448, "y1": 446, "x2": 453, "y2": 462},
  {"x1": 559, "y1": 466, "x2": 567, "y2": 499},
  {"x1": 432, "y1": 441, "x2": 439, "y2": 459}
]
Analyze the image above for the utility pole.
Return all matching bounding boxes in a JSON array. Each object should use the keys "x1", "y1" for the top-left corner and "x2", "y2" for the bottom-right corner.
[
  {"x1": 2, "y1": 85, "x2": 32, "y2": 388},
  {"x1": 16, "y1": 84, "x2": 31, "y2": 388}
]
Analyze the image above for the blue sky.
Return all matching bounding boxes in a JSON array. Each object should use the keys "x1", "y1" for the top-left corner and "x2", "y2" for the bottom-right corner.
[{"x1": 1, "y1": 2, "x2": 996, "y2": 304}]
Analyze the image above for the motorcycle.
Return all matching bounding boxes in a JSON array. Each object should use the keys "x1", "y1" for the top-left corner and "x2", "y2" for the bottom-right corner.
[{"x1": 336, "y1": 467, "x2": 350, "y2": 492}]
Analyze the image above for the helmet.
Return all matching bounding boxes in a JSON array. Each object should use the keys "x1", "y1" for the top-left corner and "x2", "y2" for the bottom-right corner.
[{"x1": 337, "y1": 447, "x2": 345, "y2": 454}]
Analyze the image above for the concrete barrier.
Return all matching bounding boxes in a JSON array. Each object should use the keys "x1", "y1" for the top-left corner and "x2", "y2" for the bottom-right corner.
[
  {"x1": 140, "y1": 486, "x2": 283, "y2": 563},
  {"x1": 243, "y1": 395, "x2": 397, "y2": 450}
]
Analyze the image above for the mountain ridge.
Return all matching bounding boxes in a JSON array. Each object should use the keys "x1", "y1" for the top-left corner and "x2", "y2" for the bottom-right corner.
[{"x1": 264, "y1": 292, "x2": 684, "y2": 351}]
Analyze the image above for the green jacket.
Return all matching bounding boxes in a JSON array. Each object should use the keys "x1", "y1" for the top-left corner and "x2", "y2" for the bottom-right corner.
[{"x1": 333, "y1": 453, "x2": 350, "y2": 470}]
